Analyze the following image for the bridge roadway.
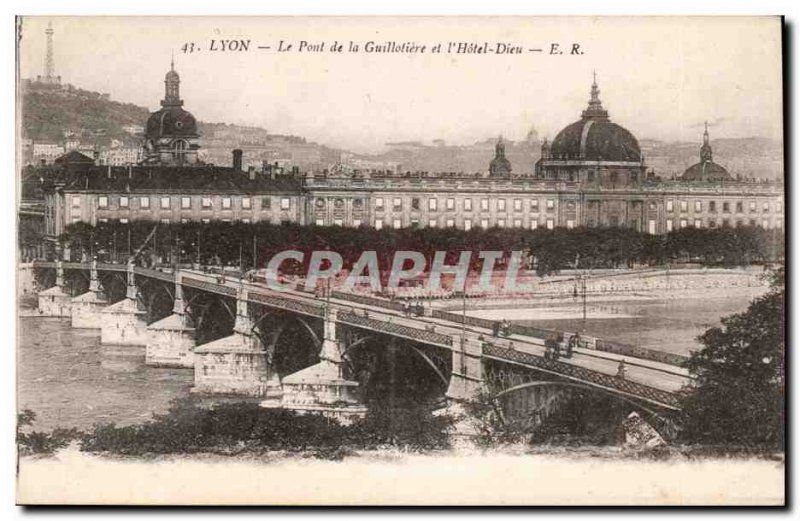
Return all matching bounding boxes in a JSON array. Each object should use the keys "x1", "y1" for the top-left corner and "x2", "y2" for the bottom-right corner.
[{"x1": 34, "y1": 262, "x2": 691, "y2": 409}]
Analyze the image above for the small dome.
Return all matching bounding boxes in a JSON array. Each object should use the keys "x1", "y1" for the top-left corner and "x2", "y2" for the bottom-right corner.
[
  {"x1": 145, "y1": 106, "x2": 198, "y2": 139},
  {"x1": 682, "y1": 161, "x2": 732, "y2": 181},
  {"x1": 550, "y1": 119, "x2": 641, "y2": 162}
]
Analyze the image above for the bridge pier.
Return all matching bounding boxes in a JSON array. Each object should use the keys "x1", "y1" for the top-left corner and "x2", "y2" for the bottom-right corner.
[
  {"x1": 70, "y1": 260, "x2": 108, "y2": 329},
  {"x1": 100, "y1": 261, "x2": 148, "y2": 346},
  {"x1": 445, "y1": 338, "x2": 484, "y2": 402},
  {"x1": 271, "y1": 308, "x2": 368, "y2": 424},
  {"x1": 37, "y1": 261, "x2": 72, "y2": 317},
  {"x1": 192, "y1": 285, "x2": 279, "y2": 397},
  {"x1": 146, "y1": 273, "x2": 196, "y2": 368}
]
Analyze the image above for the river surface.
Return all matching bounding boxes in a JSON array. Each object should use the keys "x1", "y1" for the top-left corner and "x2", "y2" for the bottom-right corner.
[
  {"x1": 469, "y1": 289, "x2": 767, "y2": 355},
  {"x1": 17, "y1": 316, "x2": 194, "y2": 431}
]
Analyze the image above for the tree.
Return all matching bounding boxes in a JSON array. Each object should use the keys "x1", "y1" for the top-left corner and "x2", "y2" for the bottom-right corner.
[{"x1": 678, "y1": 267, "x2": 785, "y2": 451}]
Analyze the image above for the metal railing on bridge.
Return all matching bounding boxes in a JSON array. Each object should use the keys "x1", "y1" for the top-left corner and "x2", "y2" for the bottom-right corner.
[
  {"x1": 338, "y1": 310, "x2": 454, "y2": 348},
  {"x1": 483, "y1": 344, "x2": 681, "y2": 410}
]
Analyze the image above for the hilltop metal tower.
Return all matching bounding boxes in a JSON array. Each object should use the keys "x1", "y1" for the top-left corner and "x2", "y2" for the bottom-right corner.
[{"x1": 37, "y1": 21, "x2": 61, "y2": 84}]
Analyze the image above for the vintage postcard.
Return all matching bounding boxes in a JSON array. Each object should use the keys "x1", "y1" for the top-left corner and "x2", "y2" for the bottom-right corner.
[{"x1": 15, "y1": 16, "x2": 785, "y2": 505}]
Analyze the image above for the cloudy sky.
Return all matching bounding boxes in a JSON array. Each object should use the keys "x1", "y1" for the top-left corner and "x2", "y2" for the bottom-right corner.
[{"x1": 18, "y1": 16, "x2": 783, "y2": 153}]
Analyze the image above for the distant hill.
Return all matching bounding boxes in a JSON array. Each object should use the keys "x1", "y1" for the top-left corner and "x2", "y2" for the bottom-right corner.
[
  {"x1": 21, "y1": 81, "x2": 150, "y2": 145},
  {"x1": 20, "y1": 80, "x2": 783, "y2": 179}
]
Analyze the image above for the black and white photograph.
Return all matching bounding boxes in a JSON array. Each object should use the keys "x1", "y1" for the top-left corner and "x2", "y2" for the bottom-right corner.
[{"x1": 12, "y1": 14, "x2": 786, "y2": 506}]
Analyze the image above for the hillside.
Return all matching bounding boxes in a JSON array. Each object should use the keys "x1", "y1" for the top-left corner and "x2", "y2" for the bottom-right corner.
[{"x1": 21, "y1": 81, "x2": 150, "y2": 144}]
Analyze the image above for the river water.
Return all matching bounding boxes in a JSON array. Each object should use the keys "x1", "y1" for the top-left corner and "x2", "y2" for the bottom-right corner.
[{"x1": 17, "y1": 317, "x2": 194, "y2": 431}]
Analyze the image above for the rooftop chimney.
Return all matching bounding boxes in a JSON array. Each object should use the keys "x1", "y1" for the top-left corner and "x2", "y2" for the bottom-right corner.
[
  {"x1": 233, "y1": 149, "x2": 243, "y2": 171},
  {"x1": 248, "y1": 166, "x2": 256, "y2": 180}
]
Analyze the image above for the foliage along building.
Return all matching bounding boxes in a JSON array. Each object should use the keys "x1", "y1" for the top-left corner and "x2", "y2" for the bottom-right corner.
[{"x1": 36, "y1": 67, "x2": 784, "y2": 239}]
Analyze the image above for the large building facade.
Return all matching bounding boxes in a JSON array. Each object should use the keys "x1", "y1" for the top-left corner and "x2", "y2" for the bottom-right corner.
[{"x1": 39, "y1": 71, "x2": 784, "y2": 238}]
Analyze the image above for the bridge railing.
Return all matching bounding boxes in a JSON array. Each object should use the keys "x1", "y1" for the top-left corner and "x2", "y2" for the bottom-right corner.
[
  {"x1": 331, "y1": 290, "x2": 406, "y2": 313},
  {"x1": 338, "y1": 310, "x2": 453, "y2": 348},
  {"x1": 483, "y1": 344, "x2": 681, "y2": 409}
]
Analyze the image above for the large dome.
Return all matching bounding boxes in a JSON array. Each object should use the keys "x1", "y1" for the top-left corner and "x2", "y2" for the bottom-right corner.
[
  {"x1": 549, "y1": 119, "x2": 641, "y2": 162},
  {"x1": 547, "y1": 75, "x2": 641, "y2": 163},
  {"x1": 145, "y1": 106, "x2": 198, "y2": 139}
]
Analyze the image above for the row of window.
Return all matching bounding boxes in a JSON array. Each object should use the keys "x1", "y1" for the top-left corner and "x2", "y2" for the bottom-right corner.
[
  {"x1": 88, "y1": 195, "x2": 292, "y2": 211},
  {"x1": 666, "y1": 199, "x2": 782, "y2": 214},
  {"x1": 375, "y1": 218, "x2": 559, "y2": 231},
  {"x1": 665, "y1": 218, "x2": 782, "y2": 231},
  {"x1": 373, "y1": 197, "x2": 558, "y2": 213}
]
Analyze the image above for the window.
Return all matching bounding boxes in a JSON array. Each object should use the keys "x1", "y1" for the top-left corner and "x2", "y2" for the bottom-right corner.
[
  {"x1": 708, "y1": 220, "x2": 717, "y2": 228},
  {"x1": 749, "y1": 201, "x2": 757, "y2": 213},
  {"x1": 776, "y1": 218, "x2": 782, "y2": 229},
  {"x1": 334, "y1": 198, "x2": 344, "y2": 209},
  {"x1": 566, "y1": 219, "x2": 575, "y2": 229},
  {"x1": 375, "y1": 219, "x2": 383, "y2": 230},
  {"x1": 722, "y1": 202, "x2": 730, "y2": 213},
  {"x1": 262, "y1": 197, "x2": 272, "y2": 210},
  {"x1": 749, "y1": 219, "x2": 757, "y2": 227},
  {"x1": 530, "y1": 220, "x2": 538, "y2": 230},
  {"x1": 315, "y1": 219, "x2": 324, "y2": 226},
  {"x1": 120, "y1": 218, "x2": 129, "y2": 224},
  {"x1": 722, "y1": 218, "x2": 730, "y2": 227},
  {"x1": 393, "y1": 218, "x2": 402, "y2": 229},
  {"x1": 120, "y1": 196, "x2": 129, "y2": 208},
  {"x1": 98, "y1": 218, "x2": 108, "y2": 223},
  {"x1": 160, "y1": 218, "x2": 170, "y2": 224},
  {"x1": 201, "y1": 197, "x2": 212, "y2": 208},
  {"x1": 222, "y1": 197, "x2": 232, "y2": 209},
  {"x1": 694, "y1": 201, "x2": 701, "y2": 212},
  {"x1": 352, "y1": 219, "x2": 362, "y2": 227},
  {"x1": 242, "y1": 218, "x2": 251, "y2": 224},
  {"x1": 679, "y1": 201, "x2": 687, "y2": 212},
  {"x1": 464, "y1": 199, "x2": 473, "y2": 211},
  {"x1": 666, "y1": 219, "x2": 673, "y2": 232},
  {"x1": 680, "y1": 219, "x2": 687, "y2": 229},
  {"x1": 666, "y1": 200, "x2": 674, "y2": 212},
  {"x1": 481, "y1": 199, "x2": 489, "y2": 211},
  {"x1": 709, "y1": 201, "x2": 716, "y2": 213},
  {"x1": 513, "y1": 219, "x2": 522, "y2": 228},
  {"x1": 160, "y1": 197, "x2": 170, "y2": 209},
  {"x1": 498, "y1": 199, "x2": 507, "y2": 212},
  {"x1": 181, "y1": 197, "x2": 191, "y2": 209},
  {"x1": 464, "y1": 219, "x2": 472, "y2": 231},
  {"x1": 762, "y1": 219, "x2": 769, "y2": 228},
  {"x1": 411, "y1": 198, "x2": 420, "y2": 211},
  {"x1": 480, "y1": 219, "x2": 489, "y2": 229},
  {"x1": 762, "y1": 202, "x2": 770, "y2": 213},
  {"x1": 777, "y1": 201, "x2": 783, "y2": 213},
  {"x1": 696, "y1": 219, "x2": 704, "y2": 228},
  {"x1": 393, "y1": 198, "x2": 402, "y2": 211},
  {"x1": 546, "y1": 219, "x2": 554, "y2": 230},
  {"x1": 546, "y1": 199, "x2": 555, "y2": 210},
  {"x1": 446, "y1": 198, "x2": 455, "y2": 211},
  {"x1": 98, "y1": 196, "x2": 108, "y2": 209},
  {"x1": 140, "y1": 196, "x2": 150, "y2": 209},
  {"x1": 531, "y1": 200, "x2": 539, "y2": 212},
  {"x1": 375, "y1": 197, "x2": 384, "y2": 210},
  {"x1": 181, "y1": 218, "x2": 188, "y2": 224},
  {"x1": 72, "y1": 196, "x2": 81, "y2": 207},
  {"x1": 172, "y1": 139, "x2": 188, "y2": 161},
  {"x1": 201, "y1": 218, "x2": 210, "y2": 224},
  {"x1": 497, "y1": 219, "x2": 506, "y2": 228},
  {"x1": 280, "y1": 198, "x2": 290, "y2": 210},
  {"x1": 513, "y1": 199, "x2": 523, "y2": 212},
  {"x1": 428, "y1": 198, "x2": 438, "y2": 211},
  {"x1": 736, "y1": 201, "x2": 743, "y2": 213},
  {"x1": 242, "y1": 197, "x2": 251, "y2": 209},
  {"x1": 410, "y1": 219, "x2": 419, "y2": 228},
  {"x1": 648, "y1": 220, "x2": 656, "y2": 235},
  {"x1": 428, "y1": 219, "x2": 437, "y2": 228},
  {"x1": 333, "y1": 219, "x2": 343, "y2": 226}
]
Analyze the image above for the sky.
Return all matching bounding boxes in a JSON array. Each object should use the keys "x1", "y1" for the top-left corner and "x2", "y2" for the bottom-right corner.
[{"x1": 17, "y1": 16, "x2": 784, "y2": 153}]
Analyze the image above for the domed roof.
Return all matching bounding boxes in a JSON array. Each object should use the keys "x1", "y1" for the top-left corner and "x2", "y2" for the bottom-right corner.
[
  {"x1": 548, "y1": 75, "x2": 642, "y2": 163},
  {"x1": 682, "y1": 160, "x2": 732, "y2": 181},
  {"x1": 146, "y1": 106, "x2": 198, "y2": 139},
  {"x1": 550, "y1": 119, "x2": 641, "y2": 162}
]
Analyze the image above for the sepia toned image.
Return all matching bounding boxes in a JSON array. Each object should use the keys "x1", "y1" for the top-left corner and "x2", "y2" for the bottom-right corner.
[{"x1": 14, "y1": 16, "x2": 785, "y2": 505}]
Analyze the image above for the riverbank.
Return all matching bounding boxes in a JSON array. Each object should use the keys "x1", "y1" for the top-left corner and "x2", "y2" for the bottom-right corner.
[{"x1": 17, "y1": 444, "x2": 784, "y2": 505}]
